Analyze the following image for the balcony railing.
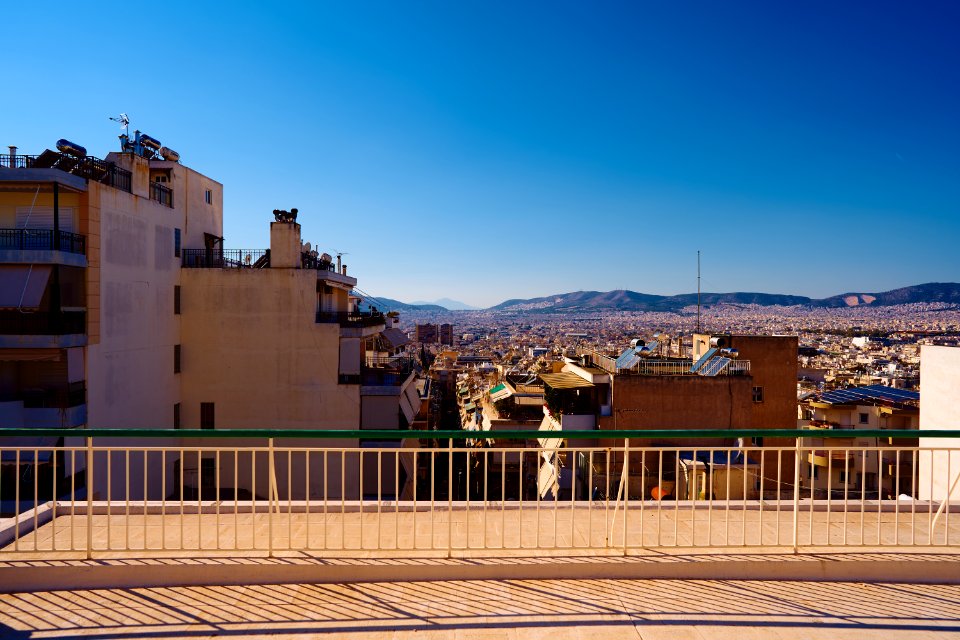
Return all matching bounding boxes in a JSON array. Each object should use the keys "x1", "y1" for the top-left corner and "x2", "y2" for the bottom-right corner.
[
  {"x1": 0, "y1": 228, "x2": 86, "y2": 255},
  {"x1": 0, "y1": 428, "x2": 957, "y2": 558},
  {"x1": 0, "y1": 153, "x2": 132, "y2": 193},
  {"x1": 578, "y1": 348, "x2": 750, "y2": 376},
  {"x1": 149, "y1": 182, "x2": 173, "y2": 208},
  {"x1": 316, "y1": 311, "x2": 386, "y2": 328},
  {"x1": 0, "y1": 311, "x2": 85, "y2": 335},
  {"x1": 362, "y1": 355, "x2": 415, "y2": 386},
  {"x1": 0, "y1": 385, "x2": 86, "y2": 409},
  {"x1": 181, "y1": 249, "x2": 270, "y2": 269}
]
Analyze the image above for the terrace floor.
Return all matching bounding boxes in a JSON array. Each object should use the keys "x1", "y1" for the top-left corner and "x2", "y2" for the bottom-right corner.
[
  {"x1": 3, "y1": 504, "x2": 960, "y2": 638},
  {"x1": 2, "y1": 577, "x2": 960, "y2": 639}
]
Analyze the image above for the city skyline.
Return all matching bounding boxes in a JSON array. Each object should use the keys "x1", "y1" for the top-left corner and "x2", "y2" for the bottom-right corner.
[{"x1": 5, "y1": 1, "x2": 959, "y2": 307}]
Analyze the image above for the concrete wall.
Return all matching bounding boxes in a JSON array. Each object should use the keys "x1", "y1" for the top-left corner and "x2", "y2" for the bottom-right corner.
[
  {"x1": 180, "y1": 268, "x2": 359, "y2": 430},
  {"x1": 919, "y1": 345, "x2": 960, "y2": 500},
  {"x1": 602, "y1": 375, "x2": 753, "y2": 445}
]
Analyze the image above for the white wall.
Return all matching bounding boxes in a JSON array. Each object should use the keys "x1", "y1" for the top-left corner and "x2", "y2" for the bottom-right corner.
[{"x1": 919, "y1": 346, "x2": 960, "y2": 500}]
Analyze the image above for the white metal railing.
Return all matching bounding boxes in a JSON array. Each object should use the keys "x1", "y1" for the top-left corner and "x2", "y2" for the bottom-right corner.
[{"x1": 2, "y1": 438, "x2": 959, "y2": 559}]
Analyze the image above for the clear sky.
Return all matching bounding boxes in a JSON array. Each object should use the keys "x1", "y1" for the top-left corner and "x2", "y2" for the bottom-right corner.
[{"x1": 4, "y1": 1, "x2": 958, "y2": 307}]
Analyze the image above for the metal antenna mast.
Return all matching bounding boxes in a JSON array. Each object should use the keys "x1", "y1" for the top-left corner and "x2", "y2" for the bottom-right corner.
[{"x1": 696, "y1": 250, "x2": 701, "y2": 334}]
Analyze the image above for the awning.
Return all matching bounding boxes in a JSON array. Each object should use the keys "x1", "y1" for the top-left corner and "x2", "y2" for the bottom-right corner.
[
  {"x1": 489, "y1": 383, "x2": 513, "y2": 403},
  {"x1": 539, "y1": 372, "x2": 595, "y2": 390},
  {"x1": 463, "y1": 402, "x2": 476, "y2": 412},
  {"x1": 0, "y1": 265, "x2": 52, "y2": 309},
  {"x1": 380, "y1": 327, "x2": 410, "y2": 350}
]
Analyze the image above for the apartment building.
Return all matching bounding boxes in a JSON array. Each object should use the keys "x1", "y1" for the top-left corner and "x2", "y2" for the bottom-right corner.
[
  {"x1": 799, "y1": 384, "x2": 919, "y2": 497},
  {"x1": 0, "y1": 134, "x2": 420, "y2": 502}
]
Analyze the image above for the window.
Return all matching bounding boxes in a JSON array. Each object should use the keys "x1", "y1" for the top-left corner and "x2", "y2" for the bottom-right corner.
[
  {"x1": 200, "y1": 402, "x2": 215, "y2": 429},
  {"x1": 174, "y1": 344, "x2": 181, "y2": 374},
  {"x1": 174, "y1": 286, "x2": 181, "y2": 315},
  {"x1": 839, "y1": 470, "x2": 847, "y2": 484},
  {"x1": 173, "y1": 403, "x2": 181, "y2": 429},
  {"x1": 174, "y1": 228, "x2": 181, "y2": 258},
  {"x1": 859, "y1": 412, "x2": 869, "y2": 424},
  {"x1": 811, "y1": 465, "x2": 818, "y2": 480},
  {"x1": 752, "y1": 386, "x2": 764, "y2": 403},
  {"x1": 204, "y1": 189, "x2": 212, "y2": 205}
]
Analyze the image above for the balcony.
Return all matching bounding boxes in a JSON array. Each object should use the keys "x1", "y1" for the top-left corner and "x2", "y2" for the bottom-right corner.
[
  {"x1": 0, "y1": 311, "x2": 85, "y2": 335},
  {"x1": 0, "y1": 228, "x2": 86, "y2": 256},
  {"x1": 149, "y1": 181, "x2": 173, "y2": 208},
  {"x1": 361, "y1": 355, "x2": 415, "y2": 386},
  {"x1": 316, "y1": 311, "x2": 386, "y2": 328},
  {"x1": 0, "y1": 385, "x2": 86, "y2": 428},
  {"x1": 181, "y1": 249, "x2": 270, "y2": 269},
  {"x1": 0, "y1": 153, "x2": 132, "y2": 193}
]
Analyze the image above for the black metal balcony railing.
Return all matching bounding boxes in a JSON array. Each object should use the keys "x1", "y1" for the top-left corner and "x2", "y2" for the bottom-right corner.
[
  {"x1": 316, "y1": 311, "x2": 386, "y2": 328},
  {"x1": 0, "y1": 153, "x2": 132, "y2": 194},
  {"x1": 0, "y1": 228, "x2": 86, "y2": 255},
  {"x1": 181, "y1": 249, "x2": 270, "y2": 269},
  {"x1": 0, "y1": 384, "x2": 86, "y2": 409},
  {"x1": 149, "y1": 182, "x2": 174, "y2": 208},
  {"x1": 301, "y1": 252, "x2": 336, "y2": 272},
  {"x1": 361, "y1": 355, "x2": 416, "y2": 386},
  {"x1": 0, "y1": 311, "x2": 86, "y2": 335}
]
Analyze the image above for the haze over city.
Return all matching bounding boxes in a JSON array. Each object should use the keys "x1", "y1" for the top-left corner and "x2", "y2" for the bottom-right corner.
[{"x1": 4, "y1": 1, "x2": 959, "y2": 307}]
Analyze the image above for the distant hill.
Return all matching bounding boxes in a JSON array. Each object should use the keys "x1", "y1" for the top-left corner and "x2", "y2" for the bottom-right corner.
[
  {"x1": 815, "y1": 283, "x2": 960, "y2": 308},
  {"x1": 410, "y1": 298, "x2": 479, "y2": 310},
  {"x1": 488, "y1": 283, "x2": 960, "y2": 313}
]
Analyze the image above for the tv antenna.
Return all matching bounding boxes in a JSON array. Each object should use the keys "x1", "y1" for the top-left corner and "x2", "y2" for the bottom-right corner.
[
  {"x1": 333, "y1": 250, "x2": 349, "y2": 272},
  {"x1": 109, "y1": 113, "x2": 130, "y2": 137}
]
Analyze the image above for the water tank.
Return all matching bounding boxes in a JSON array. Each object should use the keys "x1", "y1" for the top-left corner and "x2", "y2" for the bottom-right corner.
[
  {"x1": 159, "y1": 146, "x2": 180, "y2": 162},
  {"x1": 56, "y1": 139, "x2": 87, "y2": 158},
  {"x1": 710, "y1": 336, "x2": 729, "y2": 348},
  {"x1": 630, "y1": 338, "x2": 646, "y2": 348},
  {"x1": 320, "y1": 252, "x2": 333, "y2": 264},
  {"x1": 139, "y1": 134, "x2": 162, "y2": 151}
]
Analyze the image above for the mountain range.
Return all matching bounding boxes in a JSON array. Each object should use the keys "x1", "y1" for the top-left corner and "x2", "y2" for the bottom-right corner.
[{"x1": 369, "y1": 282, "x2": 960, "y2": 313}]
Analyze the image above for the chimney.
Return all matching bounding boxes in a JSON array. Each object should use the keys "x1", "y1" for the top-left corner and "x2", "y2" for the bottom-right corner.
[
  {"x1": 7, "y1": 146, "x2": 16, "y2": 163},
  {"x1": 269, "y1": 220, "x2": 302, "y2": 268}
]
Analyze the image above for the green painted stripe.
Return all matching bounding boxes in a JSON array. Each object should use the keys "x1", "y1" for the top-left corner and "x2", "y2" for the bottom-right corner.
[{"x1": 0, "y1": 428, "x2": 956, "y2": 440}]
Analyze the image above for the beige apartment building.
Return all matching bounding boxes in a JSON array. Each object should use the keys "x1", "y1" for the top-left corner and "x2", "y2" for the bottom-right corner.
[{"x1": 1, "y1": 136, "x2": 420, "y2": 502}]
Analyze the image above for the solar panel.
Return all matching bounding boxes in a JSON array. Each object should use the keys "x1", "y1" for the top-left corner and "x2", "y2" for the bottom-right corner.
[
  {"x1": 639, "y1": 340, "x2": 659, "y2": 355},
  {"x1": 615, "y1": 347, "x2": 638, "y2": 369},
  {"x1": 820, "y1": 384, "x2": 919, "y2": 405},
  {"x1": 690, "y1": 348, "x2": 717, "y2": 373},
  {"x1": 699, "y1": 356, "x2": 731, "y2": 377}
]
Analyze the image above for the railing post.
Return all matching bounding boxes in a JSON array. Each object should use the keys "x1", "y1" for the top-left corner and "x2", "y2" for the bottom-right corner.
[
  {"x1": 447, "y1": 438, "x2": 454, "y2": 558},
  {"x1": 86, "y1": 436, "x2": 93, "y2": 560},
  {"x1": 792, "y1": 436, "x2": 801, "y2": 553},
  {"x1": 623, "y1": 438, "x2": 630, "y2": 555},
  {"x1": 268, "y1": 437, "x2": 276, "y2": 558}
]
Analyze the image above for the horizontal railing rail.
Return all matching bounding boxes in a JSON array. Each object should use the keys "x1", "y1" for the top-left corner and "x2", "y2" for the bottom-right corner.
[{"x1": 0, "y1": 428, "x2": 957, "y2": 440}]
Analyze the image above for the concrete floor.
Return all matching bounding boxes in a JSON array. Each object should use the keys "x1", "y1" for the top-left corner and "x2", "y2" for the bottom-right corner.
[{"x1": 1, "y1": 578, "x2": 959, "y2": 639}]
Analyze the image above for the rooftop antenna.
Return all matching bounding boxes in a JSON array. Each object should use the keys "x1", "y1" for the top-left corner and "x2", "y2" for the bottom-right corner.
[
  {"x1": 109, "y1": 113, "x2": 130, "y2": 138},
  {"x1": 334, "y1": 250, "x2": 349, "y2": 273},
  {"x1": 696, "y1": 250, "x2": 701, "y2": 334}
]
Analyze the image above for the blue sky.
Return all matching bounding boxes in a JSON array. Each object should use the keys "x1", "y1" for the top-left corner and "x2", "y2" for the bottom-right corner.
[{"x1": 4, "y1": 1, "x2": 958, "y2": 307}]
